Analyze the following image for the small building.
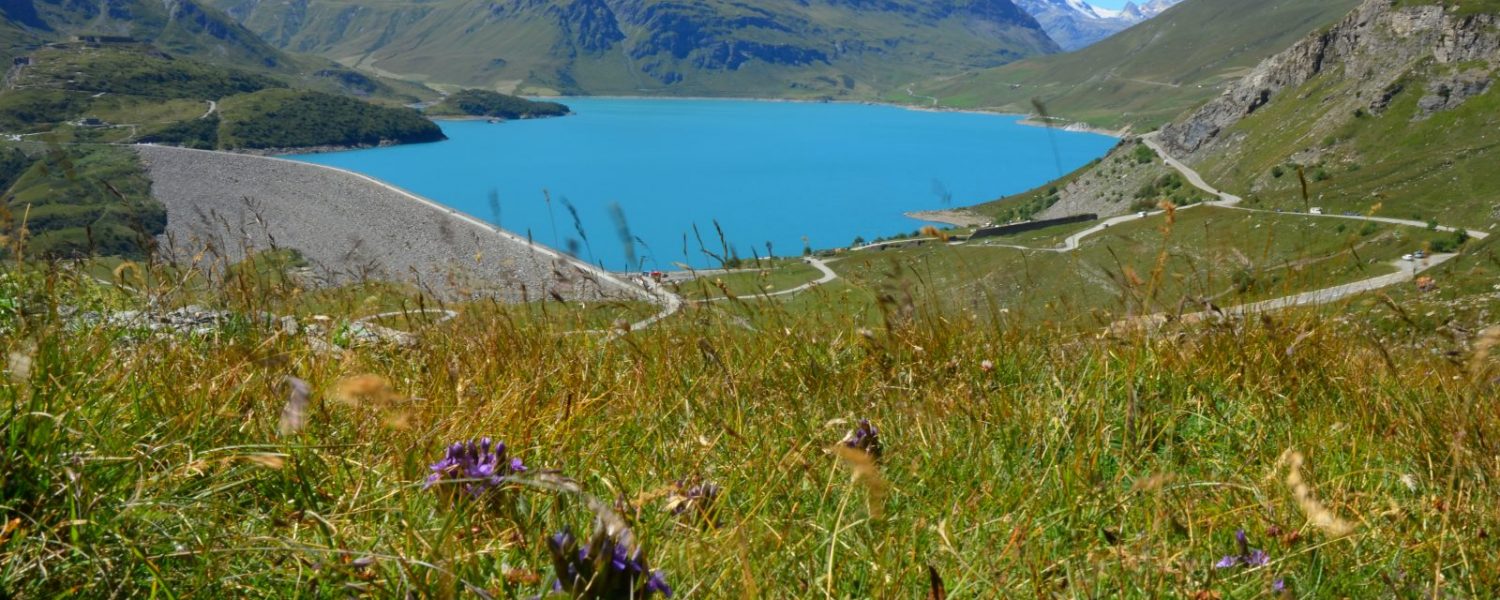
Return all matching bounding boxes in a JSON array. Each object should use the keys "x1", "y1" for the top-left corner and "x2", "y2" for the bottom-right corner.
[
  {"x1": 12, "y1": 56, "x2": 31, "y2": 66},
  {"x1": 72, "y1": 35, "x2": 138, "y2": 44},
  {"x1": 78, "y1": 117, "x2": 107, "y2": 127}
]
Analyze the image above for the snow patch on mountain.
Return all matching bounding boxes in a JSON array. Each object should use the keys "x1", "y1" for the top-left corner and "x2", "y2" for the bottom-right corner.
[{"x1": 1018, "y1": 0, "x2": 1182, "y2": 50}]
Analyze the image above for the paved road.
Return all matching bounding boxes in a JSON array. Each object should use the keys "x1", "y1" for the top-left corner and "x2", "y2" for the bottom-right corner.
[
  {"x1": 1218, "y1": 204, "x2": 1486, "y2": 238},
  {"x1": 656, "y1": 266, "x2": 760, "y2": 283},
  {"x1": 851, "y1": 237, "x2": 942, "y2": 252},
  {"x1": 357, "y1": 308, "x2": 458, "y2": 324},
  {"x1": 1121, "y1": 135, "x2": 1483, "y2": 323},
  {"x1": 904, "y1": 85, "x2": 939, "y2": 108},
  {"x1": 694, "y1": 257, "x2": 837, "y2": 303},
  {"x1": 972, "y1": 134, "x2": 1243, "y2": 254},
  {"x1": 1227, "y1": 255, "x2": 1456, "y2": 313},
  {"x1": 963, "y1": 132, "x2": 1483, "y2": 324}
]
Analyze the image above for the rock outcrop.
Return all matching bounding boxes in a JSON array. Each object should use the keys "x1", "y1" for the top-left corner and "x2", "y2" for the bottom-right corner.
[{"x1": 1160, "y1": 0, "x2": 1500, "y2": 160}]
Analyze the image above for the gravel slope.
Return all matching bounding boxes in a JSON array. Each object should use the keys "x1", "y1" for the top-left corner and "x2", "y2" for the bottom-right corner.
[{"x1": 135, "y1": 144, "x2": 634, "y2": 302}]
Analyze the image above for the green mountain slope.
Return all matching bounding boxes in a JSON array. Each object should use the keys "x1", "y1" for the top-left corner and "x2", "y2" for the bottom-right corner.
[
  {"x1": 1160, "y1": 0, "x2": 1500, "y2": 227},
  {"x1": 0, "y1": 0, "x2": 436, "y2": 104},
  {"x1": 913, "y1": 0, "x2": 1361, "y2": 129},
  {"x1": 215, "y1": 88, "x2": 443, "y2": 150},
  {"x1": 206, "y1": 0, "x2": 1059, "y2": 97},
  {"x1": 1, "y1": 45, "x2": 443, "y2": 150},
  {"x1": 967, "y1": 0, "x2": 1498, "y2": 244},
  {"x1": 3, "y1": 0, "x2": 289, "y2": 70},
  {"x1": 1, "y1": 143, "x2": 163, "y2": 258},
  {"x1": 425, "y1": 90, "x2": 570, "y2": 120}
]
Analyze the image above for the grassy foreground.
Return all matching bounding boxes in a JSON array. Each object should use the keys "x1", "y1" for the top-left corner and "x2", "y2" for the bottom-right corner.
[{"x1": 1, "y1": 253, "x2": 1498, "y2": 597}]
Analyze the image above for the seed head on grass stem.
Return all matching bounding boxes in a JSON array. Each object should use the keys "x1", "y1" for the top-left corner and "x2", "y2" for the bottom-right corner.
[{"x1": 1280, "y1": 450, "x2": 1355, "y2": 537}]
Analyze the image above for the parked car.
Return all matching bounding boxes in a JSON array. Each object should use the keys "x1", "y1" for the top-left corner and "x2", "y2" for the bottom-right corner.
[
  {"x1": 1402, "y1": 254, "x2": 1414, "y2": 261},
  {"x1": 1413, "y1": 250, "x2": 1427, "y2": 259}
]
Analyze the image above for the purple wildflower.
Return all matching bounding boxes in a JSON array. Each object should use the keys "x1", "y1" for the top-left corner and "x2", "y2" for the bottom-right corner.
[
  {"x1": 667, "y1": 477, "x2": 721, "y2": 519},
  {"x1": 546, "y1": 526, "x2": 671, "y2": 598},
  {"x1": 424, "y1": 438, "x2": 527, "y2": 497},
  {"x1": 841, "y1": 419, "x2": 883, "y2": 460},
  {"x1": 1215, "y1": 529, "x2": 1270, "y2": 569},
  {"x1": 1273, "y1": 578, "x2": 1286, "y2": 593}
]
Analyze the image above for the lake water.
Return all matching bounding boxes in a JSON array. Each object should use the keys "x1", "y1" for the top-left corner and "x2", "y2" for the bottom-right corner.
[{"x1": 290, "y1": 98, "x2": 1116, "y2": 271}]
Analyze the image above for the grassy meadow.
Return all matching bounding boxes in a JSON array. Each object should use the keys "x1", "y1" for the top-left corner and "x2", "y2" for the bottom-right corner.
[{"x1": 3, "y1": 213, "x2": 1498, "y2": 598}]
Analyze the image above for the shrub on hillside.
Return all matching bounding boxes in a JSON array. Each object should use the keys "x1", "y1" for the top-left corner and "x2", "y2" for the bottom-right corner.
[
  {"x1": 1429, "y1": 229, "x2": 1470, "y2": 253},
  {"x1": 218, "y1": 89, "x2": 445, "y2": 150},
  {"x1": 2, "y1": 146, "x2": 163, "y2": 258},
  {"x1": 0, "y1": 89, "x2": 87, "y2": 133},
  {"x1": 431, "y1": 89, "x2": 570, "y2": 120},
  {"x1": 138, "y1": 115, "x2": 220, "y2": 149},
  {"x1": 25, "y1": 49, "x2": 283, "y2": 99}
]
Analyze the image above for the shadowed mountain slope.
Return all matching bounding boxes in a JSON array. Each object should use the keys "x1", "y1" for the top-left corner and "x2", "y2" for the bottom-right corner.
[{"x1": 206, "y1": 0, "x2": 1060, "y2": 97}]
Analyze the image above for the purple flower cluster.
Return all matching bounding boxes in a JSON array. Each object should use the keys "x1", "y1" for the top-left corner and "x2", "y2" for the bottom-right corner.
[
  {"x1": 667, "y1": 478, "x2": 721, "y2": 519},
  {"x1": 424, "y1": 438, "x2": 527, "y2": 497},
  {"x1": 1215, "y1": 529, "x2": 1270, "y2": 569},
  {"x1": 842, "y1": 419, "x2": 883, "y2": 460},
  {"x1": 546, "y1": 526, "x2": 672, "y2": 598}
]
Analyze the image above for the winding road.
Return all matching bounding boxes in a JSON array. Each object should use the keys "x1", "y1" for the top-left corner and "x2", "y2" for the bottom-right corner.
[
  {"x1": 1126, "y1": 134, "x2": 1484, "y2": 323},
  {"x1": 965, "y1": 132, "x2": 1485, "y2": 323},
  {"x1": 692, "y1": 257, "x2": 837, "y2": 302},
  {"x1": 693, "y1": 127, "x2": 1482, "y2": 319}
]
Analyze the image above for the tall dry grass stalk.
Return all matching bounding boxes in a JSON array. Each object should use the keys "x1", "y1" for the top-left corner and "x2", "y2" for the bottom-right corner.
[
  {"x1": 1471, "y1": 326, "x2": 1499, "y2": 382},
  {"x1": 830, "y1": 444, "x2": 887, "y2": 520},
  {"x1": 1280, "y1": 450, "x2": 1356, "y2": 538}
]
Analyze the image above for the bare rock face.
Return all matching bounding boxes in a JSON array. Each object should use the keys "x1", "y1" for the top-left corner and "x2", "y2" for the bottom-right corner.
[
  {"x1": 1415, "y1": 70, "x2": 1493, "y2": 119},
  {"x1": 1159, "y1": 0, "x2": 1500, "y2": 160},
  {"x1": 1035, "y1": 139, "x2": 1179, "y2": 219}
]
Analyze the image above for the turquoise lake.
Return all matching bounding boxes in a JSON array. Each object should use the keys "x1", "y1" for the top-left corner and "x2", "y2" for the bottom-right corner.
[{"x1": 290, "y1": 98, "x2": 1116, "y2": 271}]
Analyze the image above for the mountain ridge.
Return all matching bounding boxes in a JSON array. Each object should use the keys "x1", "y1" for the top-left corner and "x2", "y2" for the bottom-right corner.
[{"x1": 206, "y1": 0, "x2": 1061, "y2": 97}]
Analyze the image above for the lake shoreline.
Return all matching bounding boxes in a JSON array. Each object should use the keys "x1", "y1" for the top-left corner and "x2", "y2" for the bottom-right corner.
[
  {"x1": 537, "y1": 94, "x2": 1127, "y2": 138},
  {"x1": 274, "y1": 98, "x2": 1118, "y2": 269},
  {"x1": 906, "y1": 209, "x2": 992, "y2": 228},
  {"x1": 1016, "y1": 117, "x2": 1128, "y2": 138}
]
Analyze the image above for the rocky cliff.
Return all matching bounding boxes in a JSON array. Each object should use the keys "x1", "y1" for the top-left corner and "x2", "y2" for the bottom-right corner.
[{"x1": 1160, "y1": 0, "x2": 1500, "y2": 160}]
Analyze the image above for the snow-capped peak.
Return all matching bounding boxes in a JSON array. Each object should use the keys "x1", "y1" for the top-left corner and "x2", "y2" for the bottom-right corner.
[{"x1": 1015, "y1": 0, "x2": 1184, "y2": 49}]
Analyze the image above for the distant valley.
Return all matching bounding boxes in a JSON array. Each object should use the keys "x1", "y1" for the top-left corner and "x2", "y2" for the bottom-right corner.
[{"x1": 1016, "y1": 0, "x2": 1182, "y2": 50}]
